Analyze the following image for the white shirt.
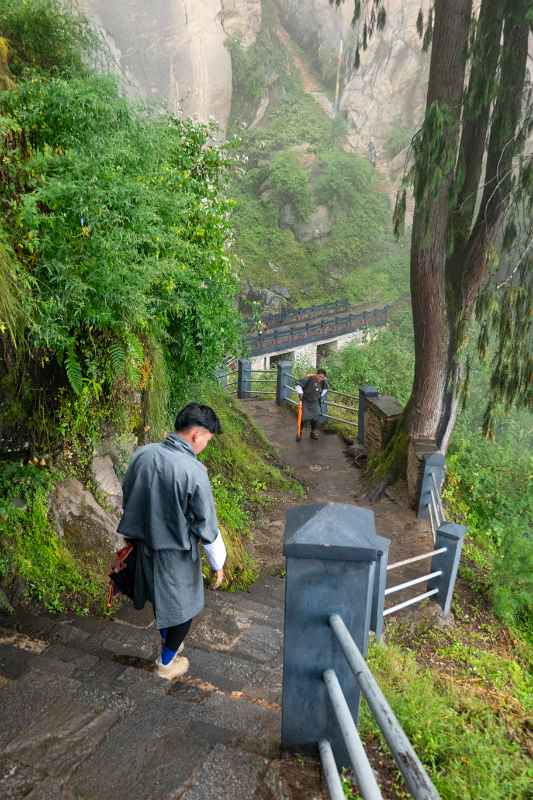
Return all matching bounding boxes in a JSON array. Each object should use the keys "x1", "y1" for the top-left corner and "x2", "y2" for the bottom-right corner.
[{"x1": 203, "y1": 530, "x2": 227, "y2": 570}]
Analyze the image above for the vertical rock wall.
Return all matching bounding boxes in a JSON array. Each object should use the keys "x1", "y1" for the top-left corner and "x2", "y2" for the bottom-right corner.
[{"x1": 81, "y1": 0, "x2": 261, "y2": 133}]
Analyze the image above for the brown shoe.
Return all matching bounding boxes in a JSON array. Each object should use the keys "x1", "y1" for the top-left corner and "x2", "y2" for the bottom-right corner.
[
  {"x1": 156, "y1": 655, "x2": 189, "y2": 680},
  {"x1": 311, "y1": 431, "x2": 319, "y2": 440}
]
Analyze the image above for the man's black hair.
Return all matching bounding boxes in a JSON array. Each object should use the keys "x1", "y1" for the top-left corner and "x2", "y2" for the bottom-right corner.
[
  {"x1": 174, "y1": 403, "x2": 222, "y2": 434},
  {"x1": 317, "y1": 368, "x2": 327, "y2": 377}
]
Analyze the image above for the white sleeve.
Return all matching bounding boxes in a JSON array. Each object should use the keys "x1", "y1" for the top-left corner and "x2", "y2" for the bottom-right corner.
[
  {"x1": 320, "y1": 388, "x2": 328, "y2": 398},
  {"x1": 295, "y1": 385, "x2": 304, "y2": 396},
  {"x1": 203, "y1": 530, "x2": 227, "y2": 570}
]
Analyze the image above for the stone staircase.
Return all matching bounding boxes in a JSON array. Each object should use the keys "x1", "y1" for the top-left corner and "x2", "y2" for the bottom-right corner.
[{"x1": 0, "y1": 574, "x2": 323, "y2": 800}]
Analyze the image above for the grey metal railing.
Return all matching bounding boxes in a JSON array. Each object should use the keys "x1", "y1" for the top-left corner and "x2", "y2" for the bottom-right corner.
[
  {"x1": 281, "y1": 503, "x2": 440, "y2": 800},
  {"x1": 324, "y1": 614, "x2": 440, "y2": 800}
]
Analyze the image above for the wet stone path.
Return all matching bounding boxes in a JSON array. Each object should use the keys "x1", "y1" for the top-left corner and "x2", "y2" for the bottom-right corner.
[{"x1": 0, "y1": 398, "x2": 433, "y2": 800}]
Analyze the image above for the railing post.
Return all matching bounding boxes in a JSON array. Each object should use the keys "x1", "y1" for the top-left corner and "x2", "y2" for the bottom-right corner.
[
  {"x1": 428, "y1": 522, "x2": 466, "y2": 616},
  {"x1": 237, "y1": 358, "x2": 251, "y2": 399},
  {"x1": 276, "y1": 361, "x2": 293, "y2": 406},
  {"x1": 281, "y1": 503, "x2": 390, "y2": 768},
  {"x1": 370, "y1": 546, "x2": 389, "y2": 641},
  {"x1": 358, "y1": 385, "x2": 379, "y2": 445},
  {"x1": 214, "y1": 367, "x2": 228, "y2": 388},
  {"x1": 417, "y1": 452, "x2": 445, "y2": 519}
]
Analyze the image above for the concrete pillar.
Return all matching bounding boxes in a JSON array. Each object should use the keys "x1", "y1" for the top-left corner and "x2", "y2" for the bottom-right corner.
[
  {"x1": 429, "y1": 522, "x2": 466, "y2": 616},
  {"x1": 276, "y1": 361, "x2": 293, "y2": 405},
  {"x1": 281, "y1": 503, "x2": 390, "y2": 768},
  {"x1": 358, "y1": 385, "x2": 378, "y2": 445},
  {"x1": 237, "y1": 358, "x2": 251, "y2": 399}
]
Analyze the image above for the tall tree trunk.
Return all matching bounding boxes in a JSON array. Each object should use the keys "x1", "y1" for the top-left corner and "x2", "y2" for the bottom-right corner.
[{"x1": 407, "y1": 0, "x2": 472, "y2": 448}]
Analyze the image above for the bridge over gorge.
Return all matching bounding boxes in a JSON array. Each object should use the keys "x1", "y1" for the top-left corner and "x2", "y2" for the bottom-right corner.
[{"x1": 245, "y1": 300, "x2": 391, "y2": 371}]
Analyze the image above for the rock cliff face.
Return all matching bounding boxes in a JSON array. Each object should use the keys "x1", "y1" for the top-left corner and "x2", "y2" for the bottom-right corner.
[
  {"x1": 340, "y1": 0, "x2": 429, "y2": 157},
  {"x1": 81, "y1": 0, "x2": 261, "y2": 132},
  {"x1": 81, "y1": 0, "x2": 427, "y2": 146},
  {"x1": 275, "y1": 0, "x2": 428, "y2": 157}
]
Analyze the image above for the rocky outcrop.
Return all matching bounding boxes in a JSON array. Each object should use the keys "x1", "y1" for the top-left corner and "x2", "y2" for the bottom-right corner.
[
  {"x1": 221, "y1": 0, "x2": 262, "y2": 47},
  {"x1": 280, "y1": 203, "x2": 332, "y2": 242},
  {"x1": 340, "y1": 0, "x2": 429, "y2": 157},
  {"x1": 274, "y1": 0, "x2": 354, "y2": 86},
  {"x1": 275, "y1": 0, "x2": 428, "y2": 159},
  {"x1": 91, "y1": 456, "x2": 123, "y2": 518},
  {"x1": 50, "y1": 479, "x2": 124, "y2": 563}
]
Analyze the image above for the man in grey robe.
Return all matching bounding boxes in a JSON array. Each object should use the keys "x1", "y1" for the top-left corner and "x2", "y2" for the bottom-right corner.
[{"x1": 118, "y1": 403, "x2": 226, "y2": 680}]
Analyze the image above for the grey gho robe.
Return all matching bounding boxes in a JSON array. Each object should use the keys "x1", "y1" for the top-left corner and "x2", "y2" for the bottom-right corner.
[
  {"x1": 297, "y1": 375, "x2": 328, "y2": 423},
  {"x1": 118, "y1": 433, "x2": 219, "y2": 628}
]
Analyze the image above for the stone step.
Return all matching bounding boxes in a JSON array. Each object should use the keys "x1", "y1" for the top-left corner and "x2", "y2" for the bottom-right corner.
[
  {"x1": 204, "y1": 590, "x2": 284, "y2": 629},
  {"x1": 179, "y1": 743, "x2": 270, "y2": 800},
  {"x1": 0, "y1": 651, "x2": 281, "y2": 800}
]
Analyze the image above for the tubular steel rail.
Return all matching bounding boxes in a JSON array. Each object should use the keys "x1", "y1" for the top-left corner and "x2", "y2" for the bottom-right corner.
[
  {"x1": 284, "y1": 382, "x2": 358, "y2": 430},
  {"x1": 320, "y1": 614, "x2": 440, "y2": 800}
]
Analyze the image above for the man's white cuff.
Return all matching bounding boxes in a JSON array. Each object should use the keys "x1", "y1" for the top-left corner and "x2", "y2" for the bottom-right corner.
[
  {"x1": 295, "y1": 386, "x2": 304, "y2": 396},
  {"x1": 203, "y1": 531, "x2": 227, "y2": 570}
]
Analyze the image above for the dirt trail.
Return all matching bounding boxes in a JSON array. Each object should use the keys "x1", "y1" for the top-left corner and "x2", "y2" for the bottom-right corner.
[
  {"x1": 246, "y1": 398, "x2": 434, "y2": 610},
  {"x1": 275, "y1": 25, "x2": 336, "y2": 120}
]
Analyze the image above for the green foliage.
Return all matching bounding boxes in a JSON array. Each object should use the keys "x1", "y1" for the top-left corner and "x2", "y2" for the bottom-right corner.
[
  {"x1": 226, "y1": 25, "x2": 290, "y2": 126},
  {"x1": 226, "y1": 6, "x2": 410, "y2": 306},
  {"x1": 0, "y1": 62, "x2": 240, "y2": 457},
  {"x1": 0, "y1": 462, "x2": 102, "y2": 612},
  {"x1": 0, "y1": 226, "x2": 23, "y2": 340},
  {"x1": 384, "y1": 122, "x2": 414, "y2": 159},
  {"x1": 323, "y1": 306, "x2": 414, "y2": 402},
  {"x1": 445, "y1": 406, "x2": 533, "y2": 633},
  {"x1": 359, "y1": 641, "x2": 532, "y2": 799},
  {"x1": 323, "y1": 309, "x2": 533, "y2": 635},
  {"x1": 0, "y1": 0, "x2": 96, "y2": 77},
  {"x1": 270, "y1": 151, "x2": 312, "y2": 221}
]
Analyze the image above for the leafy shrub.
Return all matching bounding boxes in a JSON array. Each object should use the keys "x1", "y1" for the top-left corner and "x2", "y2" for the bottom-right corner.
[
  {"x1": 270, "y1": 151, "x2": 313, "y2": 221},
  {"x1": 0, "y1": 0, "x2": 95, "y2": 77},
  {"x1": 0, "y1": 60, "x2": 240, "y2": 457},
  {"x1": 384, "y1": 123, "x2": 414, "y2": 160}
]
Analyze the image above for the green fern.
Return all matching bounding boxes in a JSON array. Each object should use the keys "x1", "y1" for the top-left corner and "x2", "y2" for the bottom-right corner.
[
  {"x1": 108, "y1": 340, "x2": 126, "y2": 378},
  {"x1": 65, "y1": 346, "x2": 83, "y2": 395}
]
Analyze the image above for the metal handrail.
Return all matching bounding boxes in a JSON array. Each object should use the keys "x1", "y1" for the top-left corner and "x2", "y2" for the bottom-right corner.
[
  {"x1": 329, "y1": 614, "x2": 440, "y2": 800},
  {"x1": 328, "y1": 389, "x2": 359, "y2": 401},
  {"x1": 427, "y1": 499, "x2": 437, "y2": 544},
  {"x1": 327, "y1": 400, "x2": 357, "y2": 413},
  {"x1": 430, "y1": 473, "x2": 445, "y2": 520},
  {"x1": 383, "y1": 588, "x2": 440, "y2": 617},
  {"x1": 384, "y1": 570, "x2": 442, "y2": 597},
  {"x1": 319, "y1": 740, "x2": 346, "y2": 800},
  {"x1": 429, "y1": 489, "x2": 443, "y2": 526},
  {"x1": 387, "y1": 547, "x2": 447, "y2": 571},
  {"x1": 322, "y1": 414, "x2": 358, "y2": 428},
  {"x1": 323, "y1": 669, "x2": 383, "y2": 799}
]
